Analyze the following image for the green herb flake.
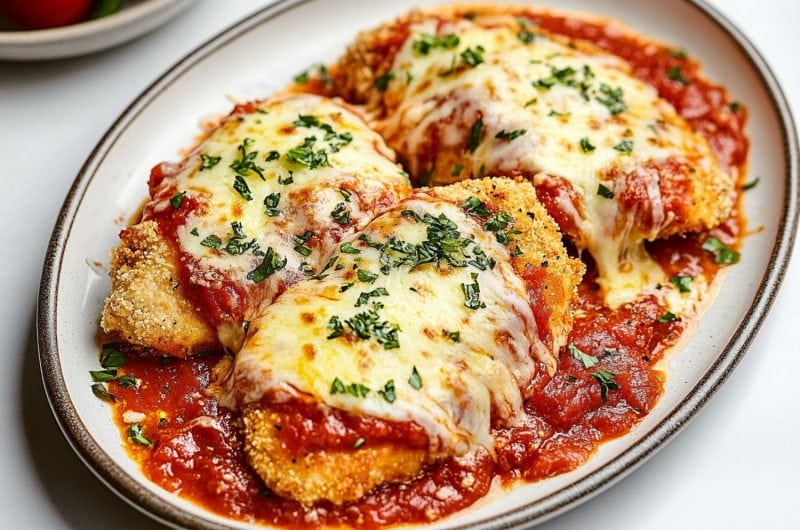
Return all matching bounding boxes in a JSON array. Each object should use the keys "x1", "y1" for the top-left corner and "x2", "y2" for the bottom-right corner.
[
  {"x1": 294, "y1": 70, "x2": 309, "y2": 84},
  {"x1": 569, "y1": 343, "x2": 599, "y2": 368},
  {"x1": 340, "y1": 242, "x2": 360, "y2": 254},
  {"x1": 230, "y1": 138, "x2": 264, "y2": 179},
  {"x1": 495, "y1": 129, "x2": 526, "y2": 141},
  {"x1": 702, "y1": 236, "x2": 741, "y2": 265},
  {"x1": 357, "y1": 269, "x2": 378, "y2": 283},
  {"x1": 327, "y1": 316, "x2": 343, "y2": 339},
  {"x1": 579, "y1": 137, "x2": 595, "y2": 153},
  {"x1": 591, "y1": 369, "x2": 620, "y2": 402},
  {"x1": 374, "y1": 72, "x2": 395, "y2": 92},
  {"x1": 666, "y1": 66, "x2": 690, "y2": 85},
  {"x1": 199, "y1": 154, "x2": 221, "y2": 170},
  {"x1": 127, "y1": 422, "x2": 153, "y2": 447},
  {"x1": 190, "y1": 227, "x2": 199, "y2": 237},
  {"x1": 461, "y1": 273, "x2": 485, "y2": 309},
  {"x1": 741, "y1": 177, "x2": 760, "y2": 191},
  {"x1": 657, "y1": 311, "x2": 680, "y2": 324},
  {"x1": 613, "y1": 140, "x2": 634, "y2": 154},
  {"x1": 461, "y1": 46, "x2": 485, "y2": 67},
  {"x1": 445, "y1": 330, "x2": 461, "y2": 342},
  {"x1": 91, "y1": 383, "x2": 117, "y2": 402},
  {"x1": 468, "y1": 118, "x2": 484, "y2": 153},
  {"x1": 408, "y1": 366, "x2": 423, "y2": 390},
  {"x1": 729, "y1": 101, "x2": 742, "y2": 112},
  {"x1": 233, "y1": 175, "x2": 253, "y2": 201},
  {"x1": 100, "y1": 344, "x2": 127, "y2": 370},
  {"x1": 452, "y1": 164, "x2": 464, "y2": 177},
  {"x1": 285, "y1": 136, "x2": 329, "y2": 170},
  {"x1": 265, "y1": 150, "x2": 280, "y2": 162},
  {"x1": 90, "y1": 369, "x2": 117, "y2": 382},
  {"x1": 247, "y1": 247, "x2": 287, "y2": 283},
  {"x1": 355, "y1": 287, "x2": 389, "y2": 308},
  {"x1": 170, "y1": 191, "x2": 186, "y2": 210},
  {"x1": 517, "y1": 30, "x2": 536, "y2": 44},
  {"x1": 338, "y1": 188, "x2": 352, "y2": 202},
  {"x1": 597, "y1": 83, "x2": 627, "y2": 115},
  {"x1": 462, "y1": 196, "x2": 490, "y2": 217},
  {"x1": 670, "y1": 275, "x2": 694, "y2": 293},
  {"x1": 331, "y1": 203, "x2": 351, "y2": 225},
  {"x1": 117, "y1": 375, "x2": 139, "y2": 389},
  {"x1": 200, "y1": 234, "x2": 222, "y2": 250},
  {"x1": 597, "y1": 183, "x2": 615, "y2": 199},
  {"x1": 412, "y1": 33, "x2": 460, "y2": 55},
  {"x1": 667, "y1": 48, "x2": 688, "y2": 59},
  {"x1": 264, "y1": 192, "x2": 281, "y2": 217},
  {"x1": 378, "y1": 379, "x2": 397, "y2": 403}
]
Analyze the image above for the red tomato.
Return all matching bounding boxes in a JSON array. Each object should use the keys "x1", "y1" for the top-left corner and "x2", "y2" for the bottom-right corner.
[{"x1": 0, "y1": 0, "x2": 92, "y2": 30}]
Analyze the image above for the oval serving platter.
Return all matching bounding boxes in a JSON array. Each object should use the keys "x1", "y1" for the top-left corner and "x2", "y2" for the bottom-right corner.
[{"x1": 38, "y1": 0, "x2": 798, "y2": 528}]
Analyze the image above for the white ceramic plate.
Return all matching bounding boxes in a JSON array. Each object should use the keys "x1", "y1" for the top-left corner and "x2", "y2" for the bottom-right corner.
[
  {"x1": 0, "y1": 0, "x2": 195, "y2": 61},
  {"x1": 38, "y1": 1, "x2": 799, "y2": 528}
]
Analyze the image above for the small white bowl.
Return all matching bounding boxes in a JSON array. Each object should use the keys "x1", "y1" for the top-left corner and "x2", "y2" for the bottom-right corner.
[{"x1": 0, "y1": 0, "x2": 195, "y2": 61}]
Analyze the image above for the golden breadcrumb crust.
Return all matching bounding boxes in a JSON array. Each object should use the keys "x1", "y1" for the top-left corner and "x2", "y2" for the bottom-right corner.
[
  {"x1": 101, "y1": 221, "x2": 217, "y2": 357},
  {"x1": 429, "y1": 177, "x2": 584, "y2": 355},
  {"x1": 242, "y1": 405, "x2": 428, "y2": 506}
]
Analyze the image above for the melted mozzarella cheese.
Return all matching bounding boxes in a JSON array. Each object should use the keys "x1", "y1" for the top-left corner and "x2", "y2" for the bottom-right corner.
[
  {"x1": 145, "y1": 94, "x2": 410, "y2": 344},
  {"x1": 378, "y1": 19, "x2": 727, "y2": 306},
  {"x1": 232, "y1": 195, "x2": 548, "y2": 455}
]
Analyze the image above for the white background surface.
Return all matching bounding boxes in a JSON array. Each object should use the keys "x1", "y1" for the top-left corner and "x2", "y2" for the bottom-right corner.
[{"x1": 0, "y1": 0, "x2": 797, "y2": 528}]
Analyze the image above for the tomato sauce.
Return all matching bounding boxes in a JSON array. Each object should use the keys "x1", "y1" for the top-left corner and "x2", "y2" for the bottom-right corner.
[{"x1": 103, "y1": 11, "x2": 748, "y2": 529}]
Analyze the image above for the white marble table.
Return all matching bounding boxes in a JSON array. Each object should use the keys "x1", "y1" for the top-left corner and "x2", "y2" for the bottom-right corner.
[{"x1": 1, "y1": 0, "x2": 797, "y2": 528}]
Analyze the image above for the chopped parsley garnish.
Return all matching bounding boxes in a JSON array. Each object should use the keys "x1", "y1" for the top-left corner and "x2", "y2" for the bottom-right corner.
[
  {"x1": 170, "y1": 191, "x2": 186, "y2": 209},
  {"x1": 579, "y1": 137, "x2": 596, "y2": 153},
  {"x1": 339, "y1": 282, "x2": 354, "y2": 292},
  {"x1": 199, "y1": 153, "x2": 221, "y2": 170},
  {"x1": 374, "y1": 72, "x2": 395, "y2": 92},
  {"x1": 357, "y1": 269, "x2": 378, "y2": 283},
  {"x1": 462, "y1": 196, "x2": 491, "y2": 217},
  {"x1": 468, "y1": 118, "x2": 484, "y2": 153},
  {"x1": 100, "y1": 344, "x2": 126, "y2": 370},
  {"x1": 452, "y1": 164, "x2": 464, "y2": 177},
  {"x1": 294, "y1": 70, "x2": 309, "y2": 84},
  {"x1": 233, "y1": 175, "x2": 253, "y2": 200},
  {"x1": 613, "y1": 140, "x2": 634, "y2": 154},
  {"x1": 264, "y1": 192, "x2": 281, "y2": 217},
  {"x1": 666, "y1": 66, "x2": 690, "y2": 85},
  {"x1": 412, "y1": 33, "x2": 459, "y2": 55},
  {"x1": 190, "y1": 227, "x2": 199, "y2": 236},
  {"x1": 331, "y1": 203, "x2": 351, "y2": 225},
  {"x1": 293, "y1": 231, "x2": 314, "y2": 256},
  {"x1": 265, "y1": 150, "x2": 280, "y2": 162},
  {"x1": 569, "y1": 343, "x2": 599, "y2": 368},
  {"x1": 484, "y1": 212, "x2": 511, "y2": 232},
  {"x1": 330, "y1": 377, "x2": 370, "y2": 398},
  {"x1": 657, "y1": 311, "x2": 680, "y2": 323},
  {"x1": 91, "y1": 383, "x2": 116, "y2": 402},
  {"x1": 285, "y1": 136, "x2": 329, "y2": 169},
  {"x1": 200, "y1": 234, "x2": 222, "y2": 249},
  {"x1": 591, "y1": 370, "x2": 620, "y2": 402},
  {"x1": 247, "y1": 247, "x2": 287, "y2": 283},
  {"x1": 230, "y1": 138, "x2": 264, "y2": 179},
  {"x1": 597, "y1": 83, "x2": 627, "y2": 115},
  {"x1": 327, "y1": 316, "x2": 343, "y2": 338},
  {"x1": 90, "y1": 369, "x2": 116, "y2": 382},
  {"x1": 741, "y1": 177, "x2": 760, "y2": 191},
  {"x1": 355, "y1": 287, "x2": 389, "y2": 307},
  {"x1": 338, "y1": 188, "x2": 351, "y2": 202},
  {"x1": 378, "y1": 380, "x2": 397, "y2": 403},
  {"x1": 339, "y1": 303, "x2": 400, "y2": 349},
  {"x1": 340, "y1": 241, "x2": 360, "y2": 254},
  {"x1": 461, "y1": 272, "x2": 485, "y2": 309},
  {"x1": 278, "y1": 172, "x2": 294, "y2": 185},
  {"x1": 667, "y1": 48, "x2": 688, "y2": 59},
  {"x1": 517, "y1": 30, "x2": 536, "y2": 44},
  {"x1": 408, "y1": 366, "x2": 423, "y2": 390},
  {"x1": 495, "y1": 129, "x2": 526, "y2": 141},
  {"x1": 461, "y1": 46, "x2": 485, "y2": 67},
  {"x1": 729, "y1": 101, "x2": 742, "y2": 112},
  {"x1": 597, "y1": 183, "x2": 615, "y2": 199},
  {"x1": 223, "y1": 224, "x2": 256, "y2": 255},
  {"x1": 127, "y1": 422, "x2": 153, "y2": 447},
  {"x1": 702, "y1": 236, "x2": 740, "y2": 265},
  {"x1": 670, "y1": 275, "x2": 694, "y2": 293},
  {"x1": 117, "y1": 375, "x2": 138, "y2": 389},
  {"x1": 548, "y1": 109, "x2": 570, "y2": 118},
  {"x1": 445, "y1": 330, "x2": 461, "y2": 342}
]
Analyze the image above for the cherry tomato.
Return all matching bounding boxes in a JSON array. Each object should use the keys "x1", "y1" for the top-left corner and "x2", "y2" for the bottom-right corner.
[{"x1": 0, "y1": 0, "x2": 93, "y2": 30}]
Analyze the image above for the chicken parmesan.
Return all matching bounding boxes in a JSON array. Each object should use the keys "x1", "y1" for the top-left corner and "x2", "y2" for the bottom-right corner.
[
  {"x1": 102, "y1": 94, "x2": 410, "y2": 356},
  {"x1": 90, "y1": 4, "x2": 751, "y2": 529},
  {"x1": 331, "y1": 5, "x2": 736, "y2": 306},
  {"x1": 232, "y1": 179, "x2": 582, "y2": 505}
]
